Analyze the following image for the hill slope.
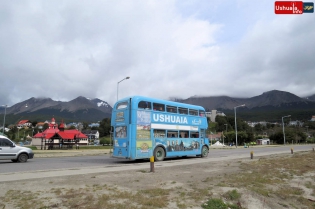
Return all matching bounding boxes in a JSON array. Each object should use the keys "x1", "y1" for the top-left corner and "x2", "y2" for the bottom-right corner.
[{"x1": 1, "y1": 96, "x2": 112, "y2": 124}]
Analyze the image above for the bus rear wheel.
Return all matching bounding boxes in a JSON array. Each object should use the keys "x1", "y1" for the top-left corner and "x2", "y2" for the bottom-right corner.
[
  {"x1": 201, "y1": 146, "x2": 209, "y2": 158},
  {"x1": 154, "y1": 147, "x2": 165, "y2": 161}
]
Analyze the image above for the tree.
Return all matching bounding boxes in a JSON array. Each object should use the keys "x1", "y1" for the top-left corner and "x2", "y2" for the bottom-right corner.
[
  {"x1": 254, "y1": 123, "x2": 263, "y2": 132},
  {"x1": 43, "y1": 123, "x2": 49, "y2": 131},
  {"x1": 100, "y1": 137, "x2": 111, "y2": 145},
  {"x1": 31, "y1": 121, "x2": 37, "y2": 128},
  {"x1": 98, "y1": 118, "x2": 111, "y2": 137},
  {"x1": 83, "y1": 122, "x2": 89, "y2": 130},
  {"x1": 269, "y1": 132, "x2": 283, "y2": 144},
  {"x1": 68, "y1": 125, "x2": 76, "y2": 130}
]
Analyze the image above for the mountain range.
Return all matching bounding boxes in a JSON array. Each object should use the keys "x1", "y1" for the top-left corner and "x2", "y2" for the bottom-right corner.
[
  {"x1": 0, "y1": 96, "x2": 112, "y2": 125},
  {"x1": 176, "y1": 90, "x2": 315, "y2": 110},
  {"x1": 176, "y1": 90, "x2": 315, "y2": 121},
  {"x1": 1, "y1": 90, "x2": 315, "y2": 124}
]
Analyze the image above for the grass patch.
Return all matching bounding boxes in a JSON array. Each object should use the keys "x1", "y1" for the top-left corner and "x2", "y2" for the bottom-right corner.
[
  {"x1": 223, "y1": 189, "x2": 241, "y2": 201},
  {"x1": 137, "y1": 169, "x2": 147, "y2": 173},
  {"x1": 201, "y1": 198, "x2": 240, "y2": 209}
]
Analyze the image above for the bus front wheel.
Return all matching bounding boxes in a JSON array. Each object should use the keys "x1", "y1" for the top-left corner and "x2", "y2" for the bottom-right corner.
[
  {"x1": 201, "y1": 146, "x2": 209, "y2": 158},
  {"x1": 154, "y1": 147, "x2": 165, "y2": 161}
]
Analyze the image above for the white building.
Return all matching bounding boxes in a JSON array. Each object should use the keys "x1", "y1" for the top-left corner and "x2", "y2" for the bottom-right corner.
[
  {"x1": 256, "y1": 138, "x2": 270, "y2": 145},
  {"x1": 205, "y1": 110, "x2": 226, "y2": 122}
]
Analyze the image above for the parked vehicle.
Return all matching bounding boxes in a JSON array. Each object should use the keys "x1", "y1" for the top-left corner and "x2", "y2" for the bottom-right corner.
[{"x1": 0, "y1": 135, "x2": 34, "y2": 162}]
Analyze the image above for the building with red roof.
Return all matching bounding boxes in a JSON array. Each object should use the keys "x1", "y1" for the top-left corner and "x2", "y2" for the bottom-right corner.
[
  {"x1": 17, "y1": 120, "x2": 32, "y2": 129},
  {"x1": 32, "y1": 118, "x2": 88, "y2": 149}
]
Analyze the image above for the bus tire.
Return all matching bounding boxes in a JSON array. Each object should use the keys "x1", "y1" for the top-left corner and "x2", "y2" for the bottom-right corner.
[
  {"x1": 201, "y1": 146, "x2": 209, "y2": 158},
  {"x1": 154, "y1": 147, "x2": 165, "y2": 161}
]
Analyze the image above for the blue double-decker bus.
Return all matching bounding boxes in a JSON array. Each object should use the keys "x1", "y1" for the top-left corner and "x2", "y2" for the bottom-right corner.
[{"x1": 111, "y1": 96, "x2": 209, "y2": 161}]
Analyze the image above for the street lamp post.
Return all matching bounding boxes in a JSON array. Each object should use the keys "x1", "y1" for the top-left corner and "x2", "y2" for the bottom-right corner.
[
  {"x1": 2, "y1": 105, "x2": 7, "y2": 135},
  {"x1": 224, "y1": 124, "x2": 227, "y2": 146},
  {"x1": 282, "y1": 115, "x2": 291, "y2": 145},
  {"x1": 117, "y1": 76, "x2": 130, "y2": 101},
  {"x1": 234, "y1": 104, "x2": 245, "y2": 148}
]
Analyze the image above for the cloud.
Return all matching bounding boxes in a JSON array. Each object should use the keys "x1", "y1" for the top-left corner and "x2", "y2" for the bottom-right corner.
[{"x1": 0, "y1": 0, "x2": 314, "y2": 108}]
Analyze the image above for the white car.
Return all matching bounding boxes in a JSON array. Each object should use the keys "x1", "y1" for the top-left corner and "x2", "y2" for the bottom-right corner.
[{"x1": 0, "y1": 135, "x2": 34, "y2": 162}]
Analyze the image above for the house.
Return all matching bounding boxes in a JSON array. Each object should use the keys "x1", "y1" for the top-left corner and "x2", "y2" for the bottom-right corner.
[
  {"x1": 81, "y1": 130, "x2": 100, "y2": 140},
  {"x1": 0, "y1": 127, "x2": 10, "y2": 132},
  {"x1": 88, "y1": 123, "x2": 100, "y2": 128},
  {"x1": 67, "y1": 122, "x2": 83, "y2": 130},
  {"x1": 256, "y1": 138, "x2": 270, "y2": 145},
  {"x1": 17, "y1": 120, "x2": 32, "y2": 129},
  {"x1": 208, "y1": 132, "x2": 223, "y2": 142},
  {"x1": 35, "y1": 122, "x2": 46, "y2": 129},
  {"x1": 249, "y1": 121, "x2": 268, "y2": 127},
  {"x1": 32, "y1": 118, "x2": 88, "y2": 149},
  {"x1": 289, "y1": 120, "x2": 303, "y2": 127}
]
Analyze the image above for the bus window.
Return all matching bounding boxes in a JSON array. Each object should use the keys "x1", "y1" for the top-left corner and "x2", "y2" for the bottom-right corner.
[
  {"x1": 178, "y1": 107, "x2": 188, "y2": 114},
  {"x1": 167, "y1": 131, "x2": 178, "y2": 138},
  {"x1": 115, "y1": 126, "x2": 127, "y2": 138},
  {"x1": 138, "y1": 101, "x2": 151, "y2": 110},
  {"x1": 166, "y1": 105, "x2": 177, "y2": 113},
  {"x1": 116, "y1": 102, "x2": 128, "y2": 110},
  {"x1": 153, "y1": 103, "x2": 165, "y2": 111},
  {"x1": 179, "y1": 131, "x2": 189, "y2": 138},
  {"x1": 154, "y1": 129, "x2": 166, "y2": 138},
  {"x1": 189, "y1": 109, "x2": 198, "y2": 116},
  {"x1": 190, "y1": 131, "x2": 199, "y2": 138},
  {"x1": 199, "y1": 110, "x2": 205, "y2": 117},
  {"x1": 200, "y1": 129, "x2": 205, "y2": 138}
]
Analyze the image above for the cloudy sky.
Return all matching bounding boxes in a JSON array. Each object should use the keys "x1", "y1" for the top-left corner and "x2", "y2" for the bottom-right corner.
[{"x1": 1, "y1": 0, "x2": 314, "y2": 107}]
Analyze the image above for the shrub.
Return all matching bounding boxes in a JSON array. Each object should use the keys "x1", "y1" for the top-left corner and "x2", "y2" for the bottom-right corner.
[{"x1": 202, "y1": 198, "x2": 227, "y2": 209}]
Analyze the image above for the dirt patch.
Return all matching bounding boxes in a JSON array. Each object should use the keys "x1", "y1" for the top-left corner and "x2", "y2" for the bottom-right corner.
[
  {"x1": 32, "y1": 149, "x2": 109, "y2": 158},
  {"x1": 0, "y1": 151, "x2": 315, "y2": 209}
]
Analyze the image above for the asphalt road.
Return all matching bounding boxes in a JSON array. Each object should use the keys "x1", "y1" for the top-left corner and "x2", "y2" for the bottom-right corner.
[{"x1": 0, "y1": 145, "x2": 313, "y2": 182}]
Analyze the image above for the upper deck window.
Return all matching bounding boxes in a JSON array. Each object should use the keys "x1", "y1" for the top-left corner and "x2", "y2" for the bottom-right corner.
[
  {"x1": 138, "y1": 101, "x2": 151, "y2": 110},
  {"x1": 199, "y1": 110, "x2": 205, "y2": 117},
  {"x1": 166, "y1": 105, "x2": 177, "y2": 113},
  {"x1": 178, "y1": 107, "x2": 188, "y2": 114},
  {"x1": 116, "y1": 102, "x2": 128, "y2": 110},
  {"x1": 189, "y1": 109, "x2": 198, "y2": 116},
  {"x1": 153, "y1": 103, "x2": 165, "y2": 111}
]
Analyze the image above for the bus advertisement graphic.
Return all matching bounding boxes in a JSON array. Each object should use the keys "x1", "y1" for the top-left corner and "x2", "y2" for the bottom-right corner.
[
  {"x1": 136, "y1": 110, "x2": 151, "y2": 140},
  {"x1": 136, "y1": 111, "x2": 152, "y2": 157},
  {"x1": 136, "y1": 141, "x2": 152, "y2": 158}
]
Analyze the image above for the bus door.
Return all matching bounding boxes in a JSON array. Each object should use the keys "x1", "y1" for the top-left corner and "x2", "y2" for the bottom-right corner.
[
  {"x1": 200, "y1": 129, "x2": 209, "y2": 146},
  {"x1": 112, "y1": 100, "x2": 130, "y2": 159}
]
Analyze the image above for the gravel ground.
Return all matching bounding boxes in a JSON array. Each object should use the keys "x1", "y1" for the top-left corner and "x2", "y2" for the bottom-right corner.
[{"x1": 0, "y1": 149, "x2": 314, "y2": 209}]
